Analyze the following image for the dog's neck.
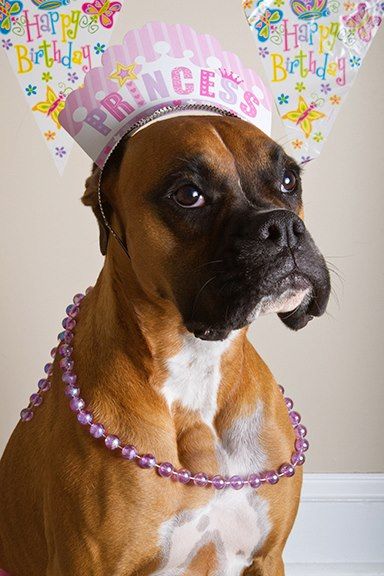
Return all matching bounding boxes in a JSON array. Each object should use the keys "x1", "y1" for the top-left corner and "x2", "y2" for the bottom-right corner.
[
  {"x1": 161, "y1": 331, "x2": 238, "y2": 430},
  {"x1": 75, "y1": 248, "x2": 245, "y2": 436}
]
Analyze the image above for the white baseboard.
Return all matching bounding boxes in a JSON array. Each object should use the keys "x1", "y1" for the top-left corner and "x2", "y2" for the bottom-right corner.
[
  {"x1": 283, "y1": 474, "x2": 384, "y2": 566},
  {"x1": 286, "y1": 564, "x2": 384, "y2": 575}
]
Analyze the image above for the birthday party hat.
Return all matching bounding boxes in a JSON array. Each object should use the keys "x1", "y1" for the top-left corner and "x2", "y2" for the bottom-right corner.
[
  {"x1": 243, "y1": 0, "x2": 383, "y2": 163},
  {"x1": 1, "y1": 0, "x2": 122, "y2": 173},
  {"x1": 58, "y1": 21, "x2": 272, "y2": 167}
]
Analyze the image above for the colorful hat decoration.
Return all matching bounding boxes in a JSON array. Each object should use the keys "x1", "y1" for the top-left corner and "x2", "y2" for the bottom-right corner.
[
  {"x1": 30, "y1": 0, "x2": 71, "y2": 9},
  {"x1": 290, "y1": 0, "x2": 329, "y2": 21},
  {"x1": 59, "y1": 21, "x2": 272, "y2": 167},
  {"x1": 1, "y1": 0, "x2": 123, "y2": 173},
  {"x1": 243, "y1": 0, "x2": 383, "y2": 163}
]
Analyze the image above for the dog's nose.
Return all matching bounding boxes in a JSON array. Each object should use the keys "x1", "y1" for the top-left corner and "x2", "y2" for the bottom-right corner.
[{"x1": 257, "y1": 210, "x2": 305, "y2": 249}]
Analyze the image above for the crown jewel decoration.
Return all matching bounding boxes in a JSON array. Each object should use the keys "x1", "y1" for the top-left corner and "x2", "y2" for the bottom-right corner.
[
  {"x1": 219, "y1": 68, "x2": 244, "y2": 85},
  {"x1": 59, "y1": 22, "x2": 272, "y2": 167}
]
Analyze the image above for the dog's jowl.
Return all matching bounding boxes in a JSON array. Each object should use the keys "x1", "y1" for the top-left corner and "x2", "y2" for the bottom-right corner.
[{"x1": 0, "y1": 116, "x2": 330, "y2": 576}]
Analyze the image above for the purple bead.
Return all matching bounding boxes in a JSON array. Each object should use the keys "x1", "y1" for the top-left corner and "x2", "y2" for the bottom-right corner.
[
  {"x1": 279, "y1": 463, "x2": 295, "y2": 477},
  {"x1": 38, "y1": 378, "x2": 51, "y2": 392},
  {"x1": 62, "y1": 317, "x2": 76, "y2": 331},
  {"x1": 193, "y1": 473, "x2": 209, "y2": 487},
  {"x1": 290, "y1": 411, "x2": 302, "y2": 425},
  {"x1": 63, "y1": 331, "x2": 74, "y2": 344},
  {"x1": 295, "y1": 424, "x2": 308, "y2": 438},
  {"x1": 278, "y1": 385, "x2": 285, "y2": 395},
  {"x1": 138, "y1": 454, "x2": 156, "y2": 469},
  {"x1": 50, "y1": 347, "x2": 57, "y2": 358},
  {"x1": 105, "y1": 435, "x2": 120, "y2": 450},
  {"x1": 295, "y1": 438, "x2": 309, "y2": 453},
  {"x1": 229, "y1": 475, "x2": 244, "y2": 490},
  {"x1": 122, "y1": 445, "x2": 138, "y2": 460},
  {"x1": 30, "y1": 393, "x2": 43, "y2": 407},
  {"x1": 158, "y1": 462, "x2": 174, "y2": 478},
  {"x1": 90, "y1": 423, "x2": 105, "y2": 438},
  {"x1": 291, "y1": 452, "x2": 306, "y2": 466},
  {"x1": 70, "y1": 397, "x2": 85, "y2": 412},
  {"x1": 58, "y1": 331, "x2": 66, "y2": 341},
  {"x1": 66, "y1": 304, "x2": 79, "y2": 318},
  {"x1": 177, "y1": 469, "x2": 192, "y2": 484},
  {"x1": 44, "y1": 363, "x2": 53, "y2": 375},
  {"x1": 85, "y1": 286, "x2": 93, "y2": 294},
  {"x1": 264, "y1": 470, "x2": 279, "y2": 485},
  {"x1": 59, "y1": 344, "x2": 73, "y2": 357},
  {"x1": 211, "y1": 475, "x2": 226, "y2": 490},
  {"x1": 62, "y1": 372, "x2": 77, "y2": 386},
  {"x1": 59, "y1": 358, "x2": 74, "y2": 372},
  {"x1": 285, "y1": 397, "x2": 294, "y2": 410},
  {"x1": 77, "y1": 411, "x2": 93, "y2": 425},
  {"x1": 73, "y1": 293, "x2": 85, "y2": 305},
  {"x1": 20, "y1": 408, "x2": 34, "y2": 422},
  {"x1": 64, "y1": 385, "x2": 80, "y2": 398},
  {"x1": 248, "y1": 474, "x2": 262, "y2": 489}
]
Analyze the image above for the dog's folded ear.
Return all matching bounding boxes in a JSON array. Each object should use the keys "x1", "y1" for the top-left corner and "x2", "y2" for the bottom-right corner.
[
  {"x1": 82, "y1": 163, "x2": 110, "y2": 255},
  {"x1": 81, "y1": 138, "x2": 128, "y2": 256}
]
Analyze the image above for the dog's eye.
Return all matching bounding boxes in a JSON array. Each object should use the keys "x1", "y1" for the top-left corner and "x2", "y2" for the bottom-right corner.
[
  {"x1": 281, "y1": 169, "x2": 297, "y2": 193},
  {"x1": 172, "y1": 186, "x2": 206, "y2": 208}
]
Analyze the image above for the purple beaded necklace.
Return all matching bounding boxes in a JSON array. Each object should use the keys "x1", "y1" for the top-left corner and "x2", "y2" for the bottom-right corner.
[{"x1": 19, "y1": 287, "x2": 309, "y2": 491}]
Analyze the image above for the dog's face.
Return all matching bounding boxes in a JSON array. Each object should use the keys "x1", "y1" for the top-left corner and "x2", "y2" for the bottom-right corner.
[{"x1": 84, "y1": 115, "x2": 330, "y2": 341}]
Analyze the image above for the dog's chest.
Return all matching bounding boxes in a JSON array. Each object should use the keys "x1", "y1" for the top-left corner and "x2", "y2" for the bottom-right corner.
[{"x1": 156, "y1": 335, "x2": 271, "y2": 575}]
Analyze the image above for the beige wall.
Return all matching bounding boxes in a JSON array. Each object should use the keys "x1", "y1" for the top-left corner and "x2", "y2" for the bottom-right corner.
[{"x1": 1, "y1": 1, "x2": 383, "y2": 472}]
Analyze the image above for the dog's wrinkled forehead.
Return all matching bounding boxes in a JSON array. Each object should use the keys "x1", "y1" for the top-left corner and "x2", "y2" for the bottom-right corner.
[
  {"x1": 112, "y1": 115, "x2": 302, "y2": 212},
  {"x1": 122, "y1": 117, "x2": 299, "y2": 187}
]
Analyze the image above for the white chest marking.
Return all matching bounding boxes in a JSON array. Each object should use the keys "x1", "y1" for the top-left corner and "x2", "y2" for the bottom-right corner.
[
  {"x1": 155, "y1": 398, "x2": 271, "y2": 575},
  {"x1": 161, "y1": 333, "x2": 235, "y2": 427}
]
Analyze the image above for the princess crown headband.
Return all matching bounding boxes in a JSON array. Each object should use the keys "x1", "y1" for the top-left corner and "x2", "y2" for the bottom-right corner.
[{"x1": 59, "y1": 21, "x2": 272, "y2": 167}]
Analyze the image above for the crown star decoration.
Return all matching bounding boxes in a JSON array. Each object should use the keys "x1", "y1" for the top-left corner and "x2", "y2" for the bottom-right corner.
[
  {"x1": 109, "y1": 62, "x2": 138, "y2": 87},
  {"x1": 59, "y1": 22, "x2": 272, "y2": 167}
]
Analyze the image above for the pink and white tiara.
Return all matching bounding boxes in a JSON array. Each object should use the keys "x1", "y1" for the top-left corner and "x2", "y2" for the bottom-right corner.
[{"x1": 59, "y1": 22, "x2": 272, "y2": 167}]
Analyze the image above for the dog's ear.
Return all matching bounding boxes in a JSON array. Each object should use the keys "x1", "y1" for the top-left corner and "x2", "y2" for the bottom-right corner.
[
  {"x1": 82, "y1": 163, "x2": 110, "y2": 255},
  {"x1": 82, "y1": 137, "x2": 129, "y2": 255}
]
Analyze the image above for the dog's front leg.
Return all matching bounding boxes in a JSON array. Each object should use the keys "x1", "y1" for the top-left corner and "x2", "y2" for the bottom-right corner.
[{"x1": 43, "y1": 503, "x2": 161, "y2": 576}]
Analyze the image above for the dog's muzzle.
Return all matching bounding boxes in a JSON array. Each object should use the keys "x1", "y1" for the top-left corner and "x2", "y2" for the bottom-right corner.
[{"x1": 183, "y1": 209, "x2": 331, "y2": 340}]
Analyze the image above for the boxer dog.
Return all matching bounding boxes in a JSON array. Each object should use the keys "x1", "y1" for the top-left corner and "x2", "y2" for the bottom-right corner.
[{"x1": 0, "y1": 115, "x2": 330, "y2": 575}]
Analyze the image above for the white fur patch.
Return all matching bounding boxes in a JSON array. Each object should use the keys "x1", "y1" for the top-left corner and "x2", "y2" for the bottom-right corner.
[
  {"x1": 154, "y1": 488, "x2": 270, "y2": 575},
  {"x1": 157, "y1": 335, "x2": 271, "y2": 574},
  {"x1": 161, "y1": 332, "x2": 236, "y2": 427}
]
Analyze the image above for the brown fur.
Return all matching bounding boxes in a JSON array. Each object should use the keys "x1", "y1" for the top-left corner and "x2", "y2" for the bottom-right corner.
[{"x1": 0, "y1": 117, "x2": 305, "y2": 575}]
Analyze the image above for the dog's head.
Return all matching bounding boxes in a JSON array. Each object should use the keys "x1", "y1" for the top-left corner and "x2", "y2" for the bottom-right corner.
[{"x1": 83, "y1": 116, "x2": 330, "y2": 341}]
